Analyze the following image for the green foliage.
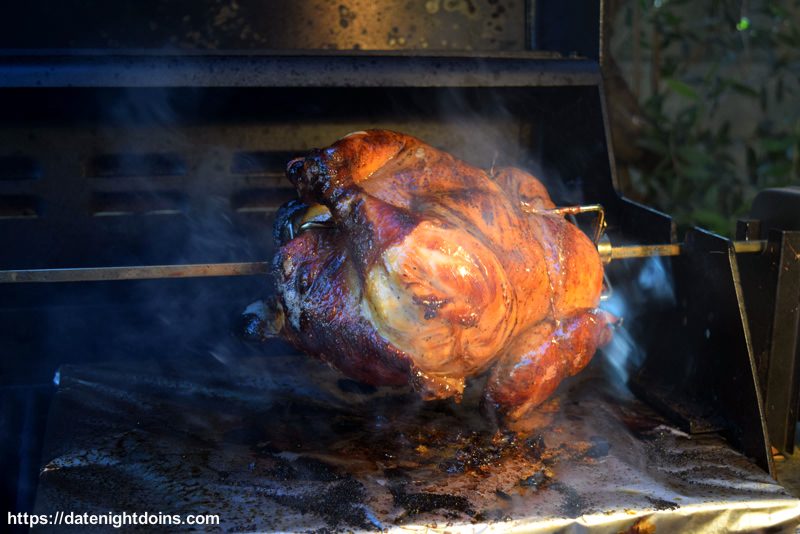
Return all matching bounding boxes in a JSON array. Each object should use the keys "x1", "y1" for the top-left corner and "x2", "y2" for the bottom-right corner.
[{"x1": 623, "y1": 0, "x2": 800, "y2": 236}]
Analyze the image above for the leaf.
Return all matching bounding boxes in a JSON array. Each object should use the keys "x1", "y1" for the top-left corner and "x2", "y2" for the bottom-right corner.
[
  {"x1": 636, "y1": 137, "x2": 670, "y2": 155},
  {"x1": 728, "y1": 80, "x2": 760, "y2": 98},
  {"x1": 664, "y1": 78, "x2": 699, "y2": 100},
  {"x1": 761, "y1": 137, "x2": 794, "y2": 153},
  {"x1": 683, "y1": 165, "x2": 713, "y2": 182},
  {"x1": 769, "y1": 5, "x2": 790, "y2": 18},
  {"x1": 736, "y1": 16, "x2": 751, "y2": 32},
  {"x1": 759, "y1": 160, "x2": 793, "y2": 179},
  {"x1": 692, "y1": 208, "x2": 732, "y2": 235},
  {"x1": 703, "y1": 184, "x2": 720, "y2": 206},
  {"x1": 663, "y1": 12, "x2": 683, "y2": 28},
  {"x1": 677, "y1": 145, "x2": 715, "y2": 168}
]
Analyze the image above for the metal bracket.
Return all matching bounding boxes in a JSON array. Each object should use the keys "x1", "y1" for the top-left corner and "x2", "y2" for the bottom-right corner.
[
  {"x1": 737, "y1": 222, "x2": 800, "y2": 454},
  {"x1": 630, "y1": 228, "x2": 774, "y2": 476}
]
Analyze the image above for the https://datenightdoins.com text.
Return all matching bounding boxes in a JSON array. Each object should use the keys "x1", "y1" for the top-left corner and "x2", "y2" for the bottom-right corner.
[{"x1": 8, "y1": 510, "x2": 220, "y2": 529}]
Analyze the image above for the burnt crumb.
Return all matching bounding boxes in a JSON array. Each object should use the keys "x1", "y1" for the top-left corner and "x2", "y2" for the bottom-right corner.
[
  {"x1": 472, "y1": 509, "x2": 513, "y2": 522},
  {"x1": 494, "y1": 489, "x2": 512, "y2": 501},
  {"x1": 382, "y1": 467, "x2": 411, "y2": 482},
  {"x1": 390, "y1": 485, "x2": 475, "y2": 517},
  {"x1": 437, "y1": 430, "x2": 518, "y2": 475},
  {"x1": 585, "y1": 436, "x2": 611, "y2": 458},
  {"x1": 439, "y1": 459, "x2": 466, "y2": 474},
  {"x1": 550, "y1": 482, "x2": 587, "y2": 518},
  {"x1": 519, "y1": 468, "x2": 551, "y2": 490},
  {"x1": 645, "y1": 496, "x2": 679, "y2": 510},
  {"x1": 336, "y1": 378, "x2": 377, "y2": 395},
  {"x1": 264, "y1": 457, "x2": 296, "y2": 481},
  {"x1": 524, "y1": 434, "x2": 546, "y2": 460},
  {"x1": 493, "y1": 429, "x2": 518, "y2": 446},
  {"x1": 266, "y1": 478, "x2": 375, "y2": 530},
  {"x1": 412, "y1": 295, "x2": 450, "y2": 320},
  {"x1": 289, "y1": 456, "x2": 344, "y2": 482},
  {"x1": 255, "y1": 399, "x2": 353, "y2": 451},
  {"x1": 265, "y1": 456, "x2": 344, "y2": 482}
]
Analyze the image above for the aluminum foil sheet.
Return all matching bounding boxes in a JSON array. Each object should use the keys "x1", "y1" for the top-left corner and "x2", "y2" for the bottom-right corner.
[{"x1": 34, "y1": 353, "x2": 800, "y2": 533}]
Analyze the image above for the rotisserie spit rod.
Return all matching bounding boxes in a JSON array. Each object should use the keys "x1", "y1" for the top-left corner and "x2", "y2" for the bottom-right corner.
[
  {"x1": 0, "y1": 240, "x2": 767, "y2": 283},
  {"x1": 0, "y1": 262, "x2": 270, "y2": 283},
  {"x1": 596, "y1": 239, "x2": 766, "y2": 263}
]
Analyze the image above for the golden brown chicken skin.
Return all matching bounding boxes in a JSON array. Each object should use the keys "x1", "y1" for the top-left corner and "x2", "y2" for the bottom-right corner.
[{"x1": 272, "y1": 130, "x2": 614, "y2": 421}]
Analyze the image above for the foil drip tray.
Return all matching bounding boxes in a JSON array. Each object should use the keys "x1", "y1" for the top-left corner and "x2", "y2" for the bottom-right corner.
[{"x1": 34, "y1": 353, "x2": 800, "y2": 532}]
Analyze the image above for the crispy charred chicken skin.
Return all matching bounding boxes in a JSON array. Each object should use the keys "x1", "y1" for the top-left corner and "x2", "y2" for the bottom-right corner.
[{"x1": 270, "y1": 130, "x2": 614, "y2": 421}]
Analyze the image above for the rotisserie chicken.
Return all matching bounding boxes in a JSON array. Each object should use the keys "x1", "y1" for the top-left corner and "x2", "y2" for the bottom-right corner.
[{"x1": 269, "y1": 130, "x2": 615, "y2": 421}]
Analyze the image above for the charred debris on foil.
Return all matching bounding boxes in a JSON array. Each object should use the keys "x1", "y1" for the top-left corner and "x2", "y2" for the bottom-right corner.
[{"x1": 34, "y1": 353, "x2": 800, "y2": 532}]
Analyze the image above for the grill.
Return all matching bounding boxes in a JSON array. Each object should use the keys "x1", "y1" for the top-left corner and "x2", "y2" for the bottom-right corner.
[{"x1": 2, "y1": 1, "x2": 800, "y2": 532}]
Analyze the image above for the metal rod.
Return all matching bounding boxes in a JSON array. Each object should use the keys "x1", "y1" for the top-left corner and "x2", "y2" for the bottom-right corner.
[
  {"x1": 598, "y1": 240, "x2": 767, "y2": 263},
  {"x1": 732, "y1": 240, "x2": 767, "y2": 254},
  {"x1": 0, "y1": 262, "x2": 270, "y2": 283},
  {"x1": 607, "y1": 243, "x2": 682, "y2": 260}
]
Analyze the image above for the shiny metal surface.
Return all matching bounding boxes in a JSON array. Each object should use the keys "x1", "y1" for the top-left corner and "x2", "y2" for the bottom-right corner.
[
  {"x1": 598, "y1": 239, "x2": 767, "y2": 263},
  {"x1": 0, "y1": 0, "x2": 525, "y2": 52},
  {"x1": 34, "y1": 355, "x2": 800, "y2": 532},
  {"x1": 0, "y1": 53, "x2": 597, "y2": 88},
  {"x1": 0, "y1": 262, "x2": 268, "y2": 283}
]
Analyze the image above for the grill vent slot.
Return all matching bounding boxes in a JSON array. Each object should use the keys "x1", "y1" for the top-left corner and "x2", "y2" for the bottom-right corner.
[
  {"x1": 0, "y1": 156, "x2": 41, "y2": 181},
  {"x1": 231, "y1": 151, "x2": 297, "y2": 175},
  {"x1": 91, "y1": 191, "x2": 187, "y2": 216},
  {"x1": 232, "y1": 188, "x2": 297, "y2": 213},
  {"x1": 87, "y1": 153, "x2": 187, "y2": 178},
  {"x1": 0, "y1": 195, "x2": 41, "y2": 218}
]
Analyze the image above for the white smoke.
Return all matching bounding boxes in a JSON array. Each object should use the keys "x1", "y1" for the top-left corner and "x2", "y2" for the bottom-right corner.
[{"x1": 601, "y1": 256, "x2": 676, "y2": 392}]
